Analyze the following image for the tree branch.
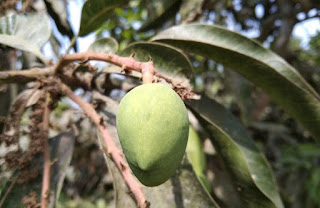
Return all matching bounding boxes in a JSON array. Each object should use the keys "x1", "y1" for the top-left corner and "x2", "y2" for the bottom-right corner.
[
  {"x1": 0, "y1": 66, "x2": 92, "y2": 90},
  {"x1": 59, "y1": 51, "x2": 193, "y2": 99},
  {"x1": 0, "y1": 67, "x2": 52, "y2": 84},
  {"x1": 41, "y1": 93, "x2": 51, "y2": 208},
  {"x1": 57, "y1": 51, "x2": 155, "y2": 75},
  {"x1": 60, "y1": 83, "x2": 150, "y2": 208},
  {"x1": 0, "y1": 51, "x2": 194, "y2": 99}
]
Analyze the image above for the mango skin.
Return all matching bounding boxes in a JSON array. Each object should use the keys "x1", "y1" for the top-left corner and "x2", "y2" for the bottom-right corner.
[{"x1": 116, "y1": 83, "x2": 189, "y2": 186}]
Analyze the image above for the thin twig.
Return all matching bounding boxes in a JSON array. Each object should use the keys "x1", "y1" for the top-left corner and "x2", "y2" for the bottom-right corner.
[
  {"x1": 60, "y1": 83, "x2": 149, "y2": 208},
  {"x1": 65, "y1": 34, "x2": 78, "y2": 54},
  {"x1": 0, "y1": 177, "x2": 18, "y2": 208},
  {"x1": 41, "y1": 93, "x2": 51, "y2": 208}
]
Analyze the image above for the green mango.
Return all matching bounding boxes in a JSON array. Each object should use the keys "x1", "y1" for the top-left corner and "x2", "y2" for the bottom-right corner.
[
  {"x1": 186, "y1": 126, "x2": 212, "y2": 193},
  {"x1": 116, "y1": 83, "x2": 189, "y2": 186}
]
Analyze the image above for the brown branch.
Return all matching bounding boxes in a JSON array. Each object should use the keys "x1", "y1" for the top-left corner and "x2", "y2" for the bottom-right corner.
[
  {"x1": 57, "y1": 51, "x2": 154, "y2": 75},
  {"x1": 0, "y1": 51, "x2": 194, "y2": 99},
  {"x1": 0, "y1": 66, "x2": 92, "y2": 90},
  {"x1": 58, "y1": 52, "x2": 171, "y2": 84},
  {"x1": 41, "y1": 93, "x2": 51, "y2": 208},
  {"x1": 58, "y1": 51, "x2": 194, "y2": 98},
  {"x1": 60, "y1": 83, "x2": 149, "y2": 208},
  {"x1": 0, "y1": 67, "x2": 52, "y2": 84}
]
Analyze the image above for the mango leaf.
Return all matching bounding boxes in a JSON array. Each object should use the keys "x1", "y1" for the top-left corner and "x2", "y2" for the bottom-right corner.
[
  {"x1": 139, "y1": 0, "x2": 181, "y2": 32},
  {"x1": 152, "y1": 24, "x2": 320, "y2": 141},
  {"x1": 44, "y1": 0, "x2": 74, "y2": 40},
  {"x1": 0, "y1": 13, "x2": 51, "y2": 63},
  {"x1": 186, "y1": 126, "x2": 211, "y2": 193},
  {"x1": 187, "y1": 96, "x2": 284, "y2": 208},
  {"x1": 88, "y1": 37, "x2": 118, "y2": 53},
  {"x1": 104, "y1": 42, "x2": 193, "y2": 84},
  {"x1": 186, "y1": 126, "x2": 206, "y2": 176},
  {"x1": 79, "y1": 0, "x2": 128, "y2": 37},
  {"x1": 0, "y1": 131, "x2": 75, "y2": 208},
  {"x1": 94, "y1": 92, "x2": 219, "y2": 208}
]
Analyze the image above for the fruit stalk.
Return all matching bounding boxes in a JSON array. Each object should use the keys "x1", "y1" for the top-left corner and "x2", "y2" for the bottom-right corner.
[{"x1": 141, "y1": 62, "x2": 155, "y2": 84}]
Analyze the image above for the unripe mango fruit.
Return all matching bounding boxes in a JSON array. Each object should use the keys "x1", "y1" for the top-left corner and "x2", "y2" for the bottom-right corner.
[{"x1": 116, "y1": 83, "x2": 189, "y2": 186}]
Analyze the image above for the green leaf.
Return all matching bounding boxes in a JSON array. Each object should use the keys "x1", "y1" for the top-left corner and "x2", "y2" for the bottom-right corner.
[
  {"x1": 186, "y1": 126, "x2": 212, "y2": 193},
  {"x1": 139, "y1": 0, "x2": 181, "y2": 32},
  {"x1": 78, "y1": 0, "x2": 128, "y2": 37},
  {"x1": 44, "y1": 0, "x2": 74, "y2": 39},
  {"x1": 94, "y1": 92, "x2": 219, "y2": 208},
  {"x1": 88, "y1": 37, "x2": 118, "y2": 53},
  {"x1": 186, "y1": 126, "x2": 206, "y2": 175},
  {"x1": 0, "y1": 13, "x2": 51, "y2": 63},
  {"x1": 152, "y1": 24, "x2": 320, "y2": 141},
  {"x1": 187, "y1": 96, "x2": 284, "y2": 208},
  {"x1": 0, "y1": 131, "x2": 75, "y2": 208},
  {"x1": 104, "y1": 42, "x2": 193, "y2": 82}
]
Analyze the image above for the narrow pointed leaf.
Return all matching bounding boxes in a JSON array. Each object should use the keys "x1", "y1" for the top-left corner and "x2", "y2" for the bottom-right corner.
[
  {"x1": 79, "y1": 0, "x2": 128, "y2": 37},
  {"x1": 94, "y1": 93, "x2": 219, "y2": 208},
  {"x1": 152, "y1": 24, "x2": 320, "y2": 141},
  {"x1": 187, "y1": 96, "x2": 284, "y2": 208},
  {"x1": 88, "y1": 37, "x2": 118, "y2": 53},
  {"x1": 0, "y1": 13, "x2": 51, "y2": 63}
]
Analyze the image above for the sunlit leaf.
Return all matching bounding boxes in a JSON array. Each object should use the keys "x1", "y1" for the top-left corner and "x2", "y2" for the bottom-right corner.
[
  {"x1": 0, "y1": 13, "x2": 51, "y2": 63},
  {"x1": 152, "y1": 24, "x2": 320, "y2": 141},
  {"x1": 187, "y1": 96, "x2": 284, "y2": 208},
  {"x1": 88, "y1": 37, "x2": 119, "y2": 53}
]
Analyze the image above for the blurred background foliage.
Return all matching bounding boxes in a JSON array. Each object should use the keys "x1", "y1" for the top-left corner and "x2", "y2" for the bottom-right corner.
[{"x1": 0, "y1": 0, "x2": 319, "y2": 207}]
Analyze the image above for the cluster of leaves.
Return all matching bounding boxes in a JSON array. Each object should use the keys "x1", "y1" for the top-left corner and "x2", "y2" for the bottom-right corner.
[{"x1": 0, "y1": 0, "x2": 319, "y2": 208}]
